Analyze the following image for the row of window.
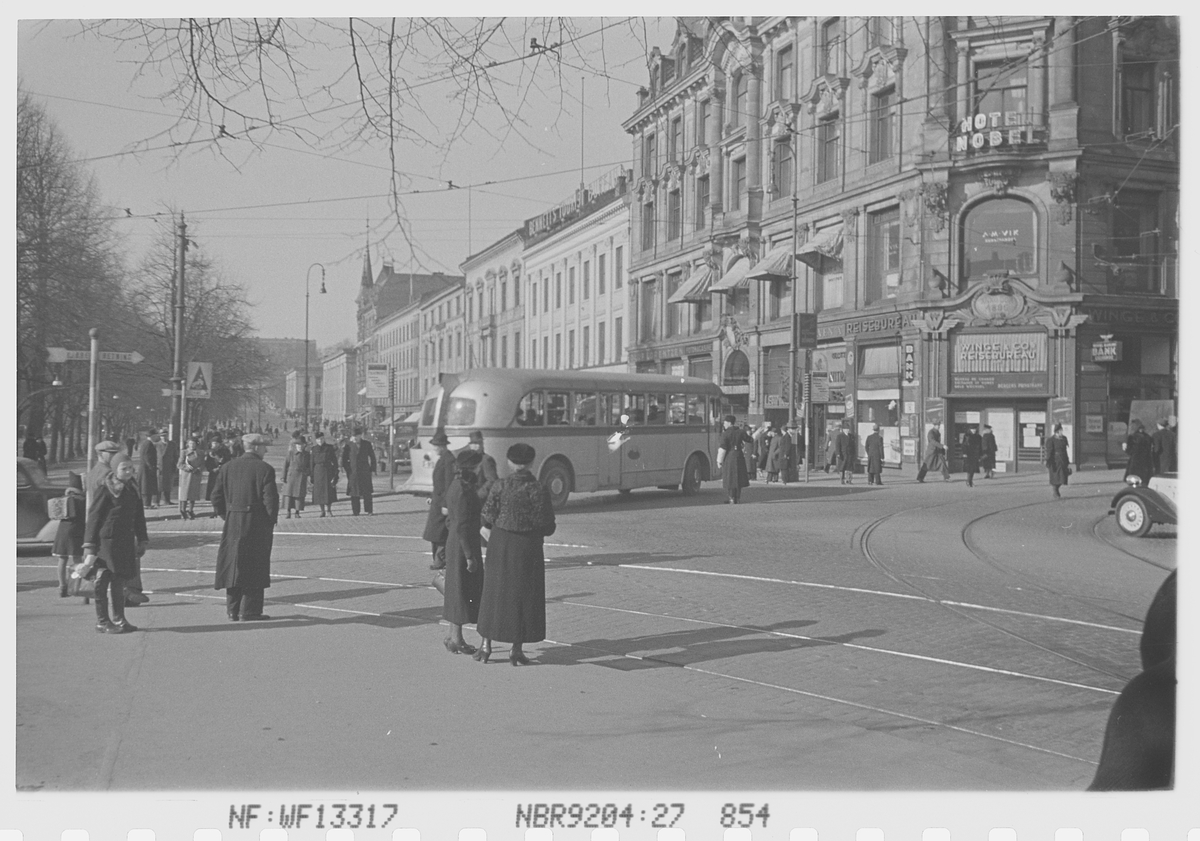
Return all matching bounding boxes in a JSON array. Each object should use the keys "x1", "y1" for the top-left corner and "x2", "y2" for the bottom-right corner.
[
  {"x1": 528, "y1": 246, "x2": 626, "y2": 316},
  {"x1": 529, "y1": 319, "x2": 624, "y2": 370},
  {"x1": 510, "y1": 390, "x2": 710, "y2": 429}
]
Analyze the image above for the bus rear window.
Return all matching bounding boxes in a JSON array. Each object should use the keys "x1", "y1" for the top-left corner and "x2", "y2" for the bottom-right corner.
[
  {"x1": 421, "y1": 397, "x2": 438, "y2": 427},
  {"x1": 444, "y1": 397, "x2": 477, "y2": 426}
]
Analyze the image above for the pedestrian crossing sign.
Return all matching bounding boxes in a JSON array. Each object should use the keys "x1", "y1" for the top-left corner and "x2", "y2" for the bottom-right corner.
[{"x1": 187, "y1": 361, "x2": 212, "y2": 399}]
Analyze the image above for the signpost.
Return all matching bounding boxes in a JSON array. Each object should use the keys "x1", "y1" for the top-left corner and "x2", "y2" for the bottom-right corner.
[{"x1": 186, "y1": 362, "x2": 212, "y2": 399}]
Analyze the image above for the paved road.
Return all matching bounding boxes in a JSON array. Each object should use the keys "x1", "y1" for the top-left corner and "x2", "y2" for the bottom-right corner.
[{"x1": 14, "y1": 466, "x2": 1173, "y2": 794}]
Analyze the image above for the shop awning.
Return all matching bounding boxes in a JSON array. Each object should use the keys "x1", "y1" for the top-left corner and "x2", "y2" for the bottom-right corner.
[
  {"x1": 710, "y1": 257, "x2": 753, "y2": 294},
  {"x1": 795, "y1": 226, "x2": 844, "y2": 271},
  {"x1": 666, "y1": 265, "x2": 717, "y2": 304},
  {"x1": 745, "y1": 244, "x2": 795, "y2": 283}
]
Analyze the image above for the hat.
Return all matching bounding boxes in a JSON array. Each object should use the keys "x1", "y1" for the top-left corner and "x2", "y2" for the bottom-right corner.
[
  {"x1": 1053, "y1": 422, "x2": 1064, "y2": 433},
  {"x1": 430, "y1": 430, "x2": 450, "y2": 446},
  {"x1": 314, "y1": 430, "x2": 325, "y2": 438},
  {"x1": 723, "y1": 414, "x2": 737, "y2": 424},
  {"x1": 242, "y1": 432, "x2": 267, "y2": 447},
  {"x1": 506, "y1": 442, "x2": 536, "y2": 465},
  {"x1": 468, "y1": 430, "x2": 485, "y2": 444},
  {"x1": 95, "y1": 439, "x2": 121, "y2": 454},
  {"x1": 456, "y1": 449, "x2": 484, "y2": 470},
  {"x1": 67, "y1": 471, "x2": 83, "y2": 491}
]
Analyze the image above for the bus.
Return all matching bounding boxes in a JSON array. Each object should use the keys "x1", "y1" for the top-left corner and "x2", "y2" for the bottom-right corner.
[{"x1": 400, "y1": 368, "x2": 726, "y2": 508}]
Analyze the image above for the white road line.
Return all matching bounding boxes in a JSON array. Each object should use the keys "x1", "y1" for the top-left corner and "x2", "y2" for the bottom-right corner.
[
  {"x1": 17, "y1": 565, "x2": 432, "y2": 590},
  {"x1": 145, "y1": 529, "x2": 589, "y2": 549},
  {"x1": 617, "y1": 564, "x2": 1140, "y2": 635},
  {"x1": 558, "y1": 599, "x2": 1121, "y2": 696}
]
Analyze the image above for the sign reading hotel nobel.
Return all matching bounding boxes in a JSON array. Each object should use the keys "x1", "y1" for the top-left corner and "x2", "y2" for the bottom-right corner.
[{"x1": 949, "y1": 332, "x2": 1048, "y2": 393}]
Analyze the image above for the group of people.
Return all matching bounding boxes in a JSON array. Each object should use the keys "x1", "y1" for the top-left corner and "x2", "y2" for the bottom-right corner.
[
  {"x1": 277, "y1": 426, "x2": 378, "y2": 517},
  {"x1": 1122, "y1": 418, "x2": 1178, "y2": 485}
]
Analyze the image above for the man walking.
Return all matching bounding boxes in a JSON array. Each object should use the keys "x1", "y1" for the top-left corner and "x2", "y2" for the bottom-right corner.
[
  {"x1": 341, "y1": 427, "x2": 376, "y2": 515},
  {"x1": 1151, "y1": 419, "x2": 1177, "y2": 474},
  {"x1": 211, "y1": 433, "x2": 279, "y2": 622},
  {"x1": 835, "y1": 422, "x2": 857, "y2": 484},
  {"x1": 423, "y1": 430, "x2": 454, "y2": 568},
  {"x1": 136, "y1": 429, "x2": 160, "y2": 509},
  {"x1": 864, "y1": 423, "x2": 885, "y2": 485}
]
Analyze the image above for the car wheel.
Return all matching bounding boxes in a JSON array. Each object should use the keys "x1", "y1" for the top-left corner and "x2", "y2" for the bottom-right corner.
[
  {"x1": 1116, "y1": 496, "x2": 1152, "y2": 537},
  {"x1": 540, "y1": 460, "x2": 572, "y2": 510},
  {"x1": 681, "y1": 453, "x2": 703, "y2": 496}
]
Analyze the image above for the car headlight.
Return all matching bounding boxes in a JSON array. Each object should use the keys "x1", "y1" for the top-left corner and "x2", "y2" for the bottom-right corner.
[{"x1": 1125, "y1": 475, "x2": 1143, "y2": 488}]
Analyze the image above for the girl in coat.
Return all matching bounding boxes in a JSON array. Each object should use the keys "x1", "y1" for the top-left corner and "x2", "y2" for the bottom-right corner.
[
  {"x1": 177, "y1": 437, "x2": 205, "y2": 519},
  {"x1": 282, "y1": 437, "x2": 311, "y2": 518},
  {"x1": 53, "y1": 472, "x2": 86, "y2": 598},
  {"x1": 78, "y1": 458, "x2": 148, "y2": 634},
  {"x1": 1123, "y1": 419, "x2": 1154, "y2": 485},
  {"x1": 1046, "y1": 423, "x2": 1071, "y2": 498},
  {"x1": 442, "y1": 449, "x2": 485, "y2": 655}
]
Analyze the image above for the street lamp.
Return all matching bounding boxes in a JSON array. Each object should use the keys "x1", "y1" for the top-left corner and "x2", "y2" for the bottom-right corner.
[{"x1": 305, "y1": 263, "x2": 327, "y2": 433}]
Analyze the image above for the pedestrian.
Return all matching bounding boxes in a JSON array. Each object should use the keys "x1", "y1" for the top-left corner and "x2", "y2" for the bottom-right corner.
[
  {"x1": 766, "y1": 425, "x2": 795, "y2": 484},
  {"x1": 1151, "y1": 419, "x2": 1177, "y2": 474},
  {"x1": 177, "y1": 437, "x2": 205, "y2": 519},
  {"x1": 1123, "y1": 419, "x2": 1154, "y2": 485},
  {"x1": 962, "y1": 425, "x2": 983, "y2": 488},
  {"x1": 463, "y1": 429, "x2": 500, "y2": 501},
  {"x1": 1046, "y1": 422, "x2": 1071, "y2": 498},
  {"x1": 309, "y1": 430, "x2": 339, "y2": 517},
  {"x1": 474, "y1": 442, "x2": 556, "y2": 666},
  {"x1": 340, "y1": 427, "x2": 376, "y2": 515},
  {"x1": 87, "y1": 440, "x2": 149, "y2": 606},
  {"x1": 422, "y1": 430, "x2": 454, "y2": 568},
  {"x1": 716, "y1": 414, "x2": 750, "y2": 504},
  {"x1": 754, "y1": 422, "x2": 772, "y2": 476},
  {"x1": 784, "y1": 421, "x2": 802, "y2": 482},
  {"x1": 981, "y1": 424, "x2": 998, "y2": 478},
  {"x1": 865, "y1": 423, "x2": 885, "y2": 485},
  {"x1": 211, "y1": 433, "x2": 280, "y2": 622},
  {"x1": 53, "y1": 472, "x2": 87, "y2": 599},
  {"x1": 158, "y1": 434, "x2": 178, "y2": 506},
  {"x1": 916, "y1": 427, "x2": 950, "y2": 482},
  {"x1": 86, "y1": 439, "x2": 123, "y2": 501},
  {"x1": 824, "y1": 432, "x2": 838, "y2": 475},
  {"x1": 204, "y1": 437, "x2": 233, "y2": 508},
  {"x1": 23, "y1": 430, "x2": 48, "y2": 474},
  {"x1": 228, "y1": 434, "x2": 245, "y2": 458},
  {"x1": 136, "y1": 429, "x2": 161, "y2": 509},
  {"x1": 78, "y1": 457, "x2": 148, "y2": 634},
  {"x1": 282, "y1": 436, "x2": 311, "y2": 518},
  {"x1": 441, "y1": 448, "x2": 485, "y2": 655},
  {"x1": 124, "y1": 437, "x2": 136, "y2": 459},
  {"x1": 835, "y1": 423, "x2": 857, "y2": 484}
]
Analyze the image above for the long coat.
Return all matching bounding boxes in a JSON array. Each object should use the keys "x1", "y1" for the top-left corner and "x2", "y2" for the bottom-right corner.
[
  {"x1": 136, "y1": 437, "x2": 159, "y2": 500},
  {"x1": 962, "y1": 431, "x2": 983, "y2": 474},
  {"x1": 865, "y1": 432, "x2": 885, "y2": 474},
  {"x1": 1124, "y1": 430, "x2": 1154, "y2": 484},
  {"x1": 310, "y1": 442, "x2": 339, "y2": 505},
  {"x1": 477, "y1": 470, "x2": 556, "y2": 643},
  {"x1": 1151, "y1": 427, "x2": 1178, "y2": 474},
  {"x1": 282, "y1": 447, "x2": 311, "y2": 499},
  {"x1": 767, "y1": 432, "x2": 796, "y2": 476},
  {"x1": 421, "y1": 451, "x2": 455, "y2": 543},
  {"x1": 719, "y1": 426, "x2": 750, "y2": 496},
  {"x1": 443, "y1": 474, "x2": 484, "y2": 625},
  {"x1": 1046, "y1": 434, "x2": 1071, "y2": 487},
  {"x1": 83, "y1": 480, "x2": 147, "y2": 579},
  {"x1": 211, "y1": 453, "x2": 279, "y2": 591},
  {"x1": 981, "y1": 431, "x2": 998, "y2": 470},
  {"x1": 178, "y1": 447, "x2": 206, "y2": 501},
  {"x1": 834, "y1": 430, "x2": 857, "y2": 470},
  {"x1": 922, "y1": 430, "x2": 947, "y2": 472},
  {"x1": 158, "y1": 439, "x2": 178, "y2": 490},
  {"x1": 205, "y1": 444, "x2": 232, "y2": 500},
  {"x1": 341, "y1": 439, "x2": 376, "y2": 498}
]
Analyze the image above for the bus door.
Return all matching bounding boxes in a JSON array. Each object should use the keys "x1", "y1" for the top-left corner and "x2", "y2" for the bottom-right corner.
[
  {"x1": 618, "y1": 393, "x2": 650, "y2": 486},
  {"x1": 597, "y1": 392, "x2": 624, "y2": 488}
]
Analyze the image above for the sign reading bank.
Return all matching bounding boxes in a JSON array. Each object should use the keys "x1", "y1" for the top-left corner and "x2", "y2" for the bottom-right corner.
[{"x1": 949, "y1": 332, "x2": 1049, "y2": 393}]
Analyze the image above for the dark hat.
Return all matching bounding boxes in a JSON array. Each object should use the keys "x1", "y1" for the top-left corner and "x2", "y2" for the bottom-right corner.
[
  {"x1": 456, "y1": 449, "x2": 484, "y2": 470},
  {"x1": 313, "y1": 430, "x2": 325, "y2": 438},
  {"x1": 723, "y1": 414, "x2": 737, "y2": 424},
  {"x1": 468, "y1": 430, "x2": 485, "y2": 444},
  {"x1": 430, "y1": 430, "x2": 450, "y2": 446},
  {"x1": 506, "y1": 442, "x2": 536, "y2": 465},
  {"x1": 67, "y1": 471, "x2": 83, "y2": 491},
  {"x1": 95, "y1": 439, "x2": 121, "y2": 454},
  {"x1": 1053, "y1": 422, "x2": 1064, "y2": 432},
  {"x1": 352, "y1": 426, "x2": 364, "y2": 436}
]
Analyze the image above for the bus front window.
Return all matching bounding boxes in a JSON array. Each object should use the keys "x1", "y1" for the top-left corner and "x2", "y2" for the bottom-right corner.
[
  {"x1": 421, "y1": 397, "x2": 438, "y2": 427},
  {"x1": 444, "y1": 397, "x2": 476, "y2": 426}
]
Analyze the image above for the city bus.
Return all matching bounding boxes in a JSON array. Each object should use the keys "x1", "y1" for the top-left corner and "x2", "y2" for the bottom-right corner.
[{"x1": 400, "y1": 368, "x2": 726, "y2": 508}]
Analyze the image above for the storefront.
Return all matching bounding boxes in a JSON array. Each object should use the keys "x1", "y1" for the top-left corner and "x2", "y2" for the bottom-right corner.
[{"x1": 810, "y1": 343, "x2": 846, "y2": 469}]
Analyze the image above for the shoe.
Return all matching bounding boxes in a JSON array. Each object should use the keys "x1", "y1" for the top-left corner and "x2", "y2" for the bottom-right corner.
[
  {"x1": 240, "y1": 614, "x2": 272, "y2": 621},
  {"x1": 60, "y1": 586, "x2": 69, "y2": 598},
  {"x1": 108, "y1": 620, "x2": 137, "y2": 633},
  {"x1": 125, "y1": 592, "x2": 149, "y2": 605},
  {"x1": 227, "y1": 613, "x2": 240, "y2": 622},
  {"x1": 96, "y1": 619, "x2": 117, "y2": 633},
  {"x1": 320, "y1": 512, "x2": 326, "y2": 518},
  {"x1": 444, "y1": 638, "x2": 476, "y2": 655},
  {"x1": 472, "y1": 647, "x2": 492, "y2": 663},
  {"x1": 286, "y1": 513, "x2": 292, "y2": 519},
  {"x1": 509, "y1": 651, "x2": 531, "y2": 666}
]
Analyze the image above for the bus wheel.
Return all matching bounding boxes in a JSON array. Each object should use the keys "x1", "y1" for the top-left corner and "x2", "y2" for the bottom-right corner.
[
  {"x1": 541, "y1": 460, "x2": 572, "y2": 509},
  {"x1": 681, "y1": 454, "x2": 703, "y2": 496}
]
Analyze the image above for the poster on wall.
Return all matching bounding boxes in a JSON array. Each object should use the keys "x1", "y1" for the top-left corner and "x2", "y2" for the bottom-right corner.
[{"x1": 987, "y1": 411, "x2": 1015, "y2": 464}]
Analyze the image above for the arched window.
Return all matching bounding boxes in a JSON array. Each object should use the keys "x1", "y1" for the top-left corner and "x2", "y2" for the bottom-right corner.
[
  {"x1": 724, "y1": 349, "x2": 750, "y2": 384},
  {"x1": 962, "y1": 198, "x2": 1037, "y2": 280}
]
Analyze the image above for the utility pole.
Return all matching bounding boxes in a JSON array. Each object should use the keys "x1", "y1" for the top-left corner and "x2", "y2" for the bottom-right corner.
[{"x1": 170, "y1": 214, "x2": 187, "y2": 445}]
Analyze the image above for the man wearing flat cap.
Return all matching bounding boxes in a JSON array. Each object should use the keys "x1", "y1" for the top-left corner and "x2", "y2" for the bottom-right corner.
[
  {"x1": 422, "y1": 429, "x2": 454, "y2": 569},
  {"x1": 341, "y1": 426, "x2": 376, "y2": 515},
  {"x1": 211, "y1": 433, "x2": 279, "y2": 621},
  {"x1": 461, "y1": 430, "x2": 499, "y2": 502}
]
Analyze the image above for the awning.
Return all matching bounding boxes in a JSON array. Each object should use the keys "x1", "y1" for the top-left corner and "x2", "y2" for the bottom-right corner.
[
  {"x1": 666, "y1": 265, "x2": 716, "y2": 304},
  {"x1": 746, "y1": 244, "x2": 794, "y2": 282},
  {"x1": 795, "y1": 226, "x2": 844, "y2": 271},
  {"x1": 710, "y1": 257, "x2": 753, "y2": 294}
]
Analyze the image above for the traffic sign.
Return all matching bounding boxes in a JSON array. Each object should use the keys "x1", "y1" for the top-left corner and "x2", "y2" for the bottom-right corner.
[
  {"x1": 187, "y1": 362, "x2": 212, "y2": 399},
  {"x1": 46, "y1": 347, "x2": 143, "y2": 364},
  {"x1": 98, "y1": 351, "x2": 144, "y2": 363}
]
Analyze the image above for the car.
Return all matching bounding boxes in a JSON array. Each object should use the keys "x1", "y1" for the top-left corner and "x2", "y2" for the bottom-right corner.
[
  {"x1": 1110, "y1": 472, "x2": 1177, "y2": 537},
  {"x1": 16, "y1": 456, "x2": 67, "y2": 549}
]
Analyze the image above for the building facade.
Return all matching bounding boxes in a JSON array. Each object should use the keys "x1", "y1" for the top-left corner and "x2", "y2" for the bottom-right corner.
[
  {"x1": 419, "y1": 283, "x2": 466, "y2": 397},
  {"x1": 462, "y1": 232, "x2": 526, "y2": 371},
  {"x1": 283, "y1": 369, "x2": 322, "y2": 417},
  {"x1": 321, "y1": 347, "x2": 359, "y2": 426},
  {"x1": 626, "y1": 16, "x2": 1178, "y2": 471}
]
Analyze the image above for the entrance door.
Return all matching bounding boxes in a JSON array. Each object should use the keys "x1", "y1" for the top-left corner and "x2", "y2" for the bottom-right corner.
[{"x1": 1016, "y1": 409, "x2": 1047, "y2": 471}]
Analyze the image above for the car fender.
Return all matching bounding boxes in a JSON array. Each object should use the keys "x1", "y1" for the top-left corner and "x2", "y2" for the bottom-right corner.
[{"x1": 1110, "y1": 487, "x2": 1177, "y2": 525}]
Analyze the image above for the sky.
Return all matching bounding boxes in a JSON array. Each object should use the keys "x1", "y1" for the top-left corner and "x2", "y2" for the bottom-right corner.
[{"x1": 15, "y1": 16, "x2": 677, "y2": 353}]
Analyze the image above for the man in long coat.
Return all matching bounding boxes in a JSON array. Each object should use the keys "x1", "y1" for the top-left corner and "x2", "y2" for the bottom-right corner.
[
  {"x1": 423, "y1": 430, "x2": 455, "y2": 568},
  {"x1": 864, "y1": 423, "x2": 885, "y2": 485},
  {"x1": 136, "y1": 429, "x2": 160, "y2": 509},
  {"x1": 158, "y1": 434, "x2": 178, "y2": 506},
  {"x1": 211, "y1": 433, "x2": 279, "y2": 621},
  {"x1": 981, "y1": 424, "x2": 998, "y2": 479},
  {"x1": 309, "y1": 430, "x2": 339, "y2": 516},
  {"x1": 1151, "y1": 419, "x2": 1177, "y2": 474},
  {"x1": 835, "y1": 423, "x2": 857, "y2": 484},
  {"x1": 962, "y1": 425, "x2": 984, "y2": 487},
  {"x1": 341, "y1": 427, "x2": 376, "y2": 515}
]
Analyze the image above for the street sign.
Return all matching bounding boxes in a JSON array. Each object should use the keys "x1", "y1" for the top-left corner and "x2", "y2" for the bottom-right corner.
[
  {"x1": 187, "y1": 362, "x2": 213, "y2": 399},
  {"x1": 366, "y1": 363, "x2": 389, "y2": 400},
  {"x1": 98, "y1": 351, "x2": 144, "y2": 363},
  {"x1": 161, "y1": 388, "x2": 184, "y2": 397},
  {"x1": 46, "y1": 347, "x2": 143, "y2": 363}
]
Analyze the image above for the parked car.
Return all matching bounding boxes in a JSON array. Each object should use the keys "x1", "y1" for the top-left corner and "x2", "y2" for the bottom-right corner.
[
  {"x1": 1110, "y1": 472, "x2": 1177, "y2": 537},
  {"x1": 16, "y1": 457, "x2": 66, "y2": 548}
]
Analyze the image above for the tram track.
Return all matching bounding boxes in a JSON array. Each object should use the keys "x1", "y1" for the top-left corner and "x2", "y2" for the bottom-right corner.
[{"x1": 1088, "y1": 513, "x2": 1174, "y2": 571}]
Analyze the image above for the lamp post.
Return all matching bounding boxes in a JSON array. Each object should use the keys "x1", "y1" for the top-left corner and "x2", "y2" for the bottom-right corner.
[{"x1": 305, "y1": 263, "x2": 327, "y2": 433}]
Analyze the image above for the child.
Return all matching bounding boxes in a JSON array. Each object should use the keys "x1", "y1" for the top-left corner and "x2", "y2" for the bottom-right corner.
[
  {"x1": 53, "y1": 472, "x2": 86, "y2": 599},
  {"x1": 79, "y1": 459, "x2": 149, "y2": 634}
]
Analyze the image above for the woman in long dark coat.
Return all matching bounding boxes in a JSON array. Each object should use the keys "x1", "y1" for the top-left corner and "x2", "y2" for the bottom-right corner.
[
  {"x1": 282, "y1": 437, "x2": 311, "y2": 518},
  {"x1": 766, "y1": 428, "x2": 795, "y2": 484},
  {"x1": 717, "y1": 415, "x2": 750, "y2": 504},
  {"x1": 442, "y1": 449, "x2": 485, "y2": 655},
  {"x1": 962, "y1": 426, "x2": 983, "y2": 488},
  {"x1": 309, "y1": 432, "x2": 338, "y2": 516},
  {"x1": 475, "y1": 442, "x2": 556, "y2": 666},
  {"x1": 1046, "y1": 423, "x2": 1071, "y2": 498},
  {"x1": 981, "y1": 424, "x2": 998, "y2": 479},
  {"x1": 1123, "y1": 419, "x2": 1154, "y2": 485},
  {"x1": 80, "y1": 459, "x2": 148, "y2": 633}
]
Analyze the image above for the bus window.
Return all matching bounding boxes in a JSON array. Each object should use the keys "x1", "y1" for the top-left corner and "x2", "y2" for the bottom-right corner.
[
  {"x1": 601, "y1": 393, "x2": 622, "y2": 426},
  {"x1": 515, "y1": 391, "x2": 545, "y2": 426},
  {"x1": 574, "y1": 393, "x2": 598, "y2": 426},
  {"x1": 623, "y1": 393, "x2": 646, "y2": 424},
  {"x1": 646, "y1": 393, "x2": 668, "y2": 425},
  {"x1": 669, "y1": 394, "x2": 688, "y2": 424},
  {"x1": 546, "y1": 392, "x2": 571, "y2": 426},
  {"x1": 444, "y1": 396, "x2": 477, "y2": 426},
  {"x1": 710, "y1": 398, "x2": 722, "y2": 427},
  {"x1": 421, "y1": 396, "x2": 439, "y2": 427},
  {"x1": 686, "y1": 394, "x2": 705, "y2": 425}
]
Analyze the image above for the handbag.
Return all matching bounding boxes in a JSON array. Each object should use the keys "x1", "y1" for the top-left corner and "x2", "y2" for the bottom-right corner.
[
  {"x1": 47, "y1": 496, "x2": 69, "y2": 521},
  {"x1": 432, "y1": 568, "x2": 446, "y2": 595}
]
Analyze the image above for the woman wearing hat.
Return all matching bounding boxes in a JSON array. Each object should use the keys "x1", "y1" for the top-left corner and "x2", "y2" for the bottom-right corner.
[
  {"x1": 441, "y1": 448, "x2": 486, "y2": 655},
  {"x1": 282, "y1": 436, "x2": 311, "y2": 518},
  {"x1": 177, "y1": 437, "x2": 205, "y2": 519},
  {"x1": 716, "y1": 415, "x2": 750, "y2": 504},
  {"x1": 53, "y1": 472, "x2": 87, "y2": 598},
  {"x1": 309, "y1": 430, "x2": 339, "y2": 517},
  {"x1": 474, "y1": 442, "x2": 556, "y2": 665}
]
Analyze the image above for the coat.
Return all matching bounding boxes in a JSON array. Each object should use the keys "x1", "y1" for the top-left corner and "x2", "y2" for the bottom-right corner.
[
  {"x1": 442, "y1": 475, "x2": 484, "y2": 625},
  {"x1": 476, "y1": 470, "x2": 556, "y2": 643},
  {"x1": 766, "y1": 432, "x2": 795, "y2": 475},
  {"x1": 1151, "y1": 427, "x2": 1177, "y2": 474},
  {"x1": 962, "y1": 431, "x2": 983, "y2": 473},
  {"x1": 719, "y1": 426, "x2": 750, "y2": 495},
  {"x1": 1046, "y1": 434, "x2": 1071, "y2": 487},
  {"x1": 1124, "y1": 430, "x2": 1154, "y2": 484},
  {"x1": 211, "y1": 453, "x2": 279, "y2": 591},
  {"x1": 981, "y1": 432, "x2": 998, "y2": 470},
  {"x1": 309, "y1": 442, "x2": 339, "y2": 505},
  {"x1": 282, "y1": 447, "x2": 311, "y2": 498},
  {"x1": 341, "y1": 439, "x2": 376, "y2": 497},
  {"x1": 82, "y1": 479, "x2": 147, "y2": 579},
  {"x1": 136, "y1": 437, "x2": 159, "y2": 499},
  {"x1": 865, "y1": 432, "x2": 885, "y2": 474},
  {"x1": 178, "y1": 447, "x2": 206, "y2": 501},
  {"x1": 205, "y1": 445, "x2": 232, "y2": 500},
  {"x1": 834, "y1": 430, "x2": 856, "y2": 470},
  {"x1": 922, "y1": 430, "x2": 947, "y2": 471},
  {"x1": 421, "y1": 451, "x2": 455, "y2": 543},
  {"x1": 158, "y1": 439, "x2": 178, "y2": 485}
]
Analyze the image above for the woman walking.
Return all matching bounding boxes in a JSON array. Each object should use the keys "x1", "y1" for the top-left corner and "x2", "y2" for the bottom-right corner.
[
  {"x1": 981, "y1": 425, "x2": 998, "y2": 479},
  {"x1": 474, "y1": 443, "x2": 556, "y2": 666},
  {"x1": 79, "y1": 458, "x2": 148, "y2": 634},
  {"x1": 717, "y1": 415, "x2": 751, "y2": 504},
  {"x1": 282, "y1": 436, "x2": 311, "y2": 518},
  {"x1": 52, "y1": 472, "x2": 86, "y2": 598},
  {"x1": 916, "y1": 427, "x2": 950, "y2": 482},
  {"x1": 442, "y1": 449, "x2": 485, "y2": 655},
  {"x1": 1046, "y1": 423, "x2": 1071, "y2": 498},
  {"x1": 177, "y1": 437, "x2": 205, "y2": 519},
  {"x1": 767, "y1": 426, "x2": 795, "y2": 484},
  {"x1": 309, "y1": 430, "x2": 338, "y2": 517},
  {"x1": 1123, "y1": 419, "x2": 1154, "y2": 485}
]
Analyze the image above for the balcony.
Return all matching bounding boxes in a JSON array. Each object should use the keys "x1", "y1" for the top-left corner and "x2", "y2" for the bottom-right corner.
[{"x1": 951, "y1": 111, "x2": 1048, "y2": 158}]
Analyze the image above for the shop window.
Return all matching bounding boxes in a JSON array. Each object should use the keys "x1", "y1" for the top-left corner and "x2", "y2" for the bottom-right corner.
[
  {"x1": 962, "y1": 198, "x2": 1036, "y2": 279},
  {"x1": 1110, "y1": 191, "x2": 1161, "y2": 294},
  {"x1": 858, "y1": 344, "x2": 900, "y2": 376},
  {"x1": 865, "y1": 207, "x2": 901, "y2": 303}
]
